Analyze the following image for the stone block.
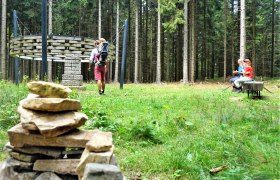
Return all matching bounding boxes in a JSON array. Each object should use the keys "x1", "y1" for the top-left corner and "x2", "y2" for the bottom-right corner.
[
  {"x1": 64, "y1": 62, "x2": 72, "y2": 67},
  {"x1": 64, "y1": 67, "x2": 72, "y2": 71},
  {"x1": 85, "y1": 131, "x2": 112, "y2": 152},
  {"x1": 34, "y1": 159, "x2": 80, "y2": 175},
  {"x1": 4, "y1": 142, "x2": 63, "y2": 158},
  {"x1": 27, "y1": 81, "x2": 72, "y2": 98},
  {"x1": 71, "y1": 71, "x2": 82, "y2": 75},
  {"x1": 9, "y1": 151, "x2": 47, "y2": 163},
  {"x1": 18, "y1": 106, "x2": 87, "y2": 137},
  {"x1": 8, "y1": 124, "x2": 100, "y2": 148},
  {"x1": 73, "y1": 75, "x2": 83, "y2": 81},
  {"x1": 76, "y1": 148, "x2": 113, "y2": 178},
  {"x1": 62, "y1": 80, "x2": 82, "y2": 86},
  {"x1": 62, "y1": 74, "x2": 74, "y2": 80},
  {"x1": 20, "y1": 98, "x2": 81, "y2": 112},
  {"x1": 83, "y1": 163, "x2": 123, "y2": 180},
  {"x1": 71, "y1": 67, "x2": 81, "y2": 71}
]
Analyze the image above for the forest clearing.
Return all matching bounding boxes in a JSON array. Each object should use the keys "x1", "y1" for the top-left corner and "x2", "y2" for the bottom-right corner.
[
  {"x1": 0, "y1": 0, "x2": 279, "y2": 179},
  {"x1": 0, "y1": 80, "x2": 279, "y2": 179}
]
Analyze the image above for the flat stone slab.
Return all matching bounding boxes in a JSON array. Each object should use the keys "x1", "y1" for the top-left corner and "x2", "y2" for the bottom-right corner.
[
  {"x1": 83, "y1": 163, "x2": 123, "y2": 180},
  {"x1": 33, "y1": 159, "x2": 80, "y2": 175},
  {"x1": 8, "y1": 124, "x2": 99, "y2": 148},
  {"x1": 20, "y1": 98, "x2": 81, "y2": 112},
  {"x1": 86, "y1": 131, "x2": 113, "y2": 152},
  {"x1": 28, "y1": 81, "x2": 72, "y2": 98},
  {"x1": 18, "y1": 106, "x2": 87, "y2": 137},
  {"x1": 9, "y1": 151, "x2": 48, "y2": 163},
  {"x1": 76, "y1": 148, "x2": 113, "y2": 178},
  {"x1": 5, "y1": 158, "x2": 33, "y2": 172},
  {"x1": 4, "y1": 142, "x2": 63, "y2": 158}
]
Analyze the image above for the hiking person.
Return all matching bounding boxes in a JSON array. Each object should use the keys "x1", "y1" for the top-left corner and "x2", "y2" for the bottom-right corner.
[
  {"x1": 233, "y1": 59, "x2": 254, "y2": 92},
  {"x1": 89, "y1": 38, "x2": 109, "y2": 95}
]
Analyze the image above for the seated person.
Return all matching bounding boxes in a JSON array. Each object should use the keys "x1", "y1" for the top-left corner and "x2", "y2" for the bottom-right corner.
[
  {"x1": 233, "y1": 59, "x2": 254, "y2": 92},
  {"x1": 230, "y1": 59, "x2": 246, "y2": 85}
]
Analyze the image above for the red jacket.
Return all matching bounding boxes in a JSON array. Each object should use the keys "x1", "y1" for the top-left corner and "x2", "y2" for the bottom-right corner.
[{"x1": 244, "y1": 66, "x2": 254, "y2": 79}]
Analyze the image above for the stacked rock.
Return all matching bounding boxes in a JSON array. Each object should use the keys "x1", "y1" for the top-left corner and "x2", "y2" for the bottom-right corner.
[{"x1": 0, "y1": 81, "x2": 123, "y2": 180}]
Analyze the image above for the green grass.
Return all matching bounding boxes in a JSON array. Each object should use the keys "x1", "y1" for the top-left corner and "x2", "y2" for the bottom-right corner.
[{"x1": 0, "y1": 80, "x2": 279, "y2": 179}]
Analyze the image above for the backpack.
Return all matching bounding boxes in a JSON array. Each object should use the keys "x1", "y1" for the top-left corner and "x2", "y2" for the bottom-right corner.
[{"x1": 98, "y1": 42, "x2": 109, "y2": 65}]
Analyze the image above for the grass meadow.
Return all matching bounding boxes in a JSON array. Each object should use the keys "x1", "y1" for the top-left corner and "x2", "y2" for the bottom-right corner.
[{"x1": 0, "y1": 80, "x2": 279, "y2": 179}]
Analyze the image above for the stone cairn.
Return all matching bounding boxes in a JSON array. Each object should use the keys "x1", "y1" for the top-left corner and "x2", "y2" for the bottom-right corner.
[{"x1": 0, "y1": 81, "x2": 123, "y2": 180}]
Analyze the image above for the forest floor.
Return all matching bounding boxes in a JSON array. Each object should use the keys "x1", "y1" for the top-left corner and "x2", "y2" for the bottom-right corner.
[{"x1": 0, "y1": 79, "x2": 279, "y2": 179}]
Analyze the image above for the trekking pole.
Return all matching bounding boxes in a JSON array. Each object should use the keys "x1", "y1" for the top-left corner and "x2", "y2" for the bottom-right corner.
[
  {"x1": 263, "y1": 87, "x2": 273, "y2": 93},
  {"x1": 223, "y1": 85, "x2": 232, "y2": 91}
]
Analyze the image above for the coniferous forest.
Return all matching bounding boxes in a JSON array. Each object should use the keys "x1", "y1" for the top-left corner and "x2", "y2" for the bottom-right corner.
[{"x1": 0, "y1": 0, "x2": 279, "y2": 83}]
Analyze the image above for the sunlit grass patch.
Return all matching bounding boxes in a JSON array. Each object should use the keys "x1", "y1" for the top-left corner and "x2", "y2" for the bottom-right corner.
[{"x1": 0, "y1": 80, "x2": 279, "y2": 178}]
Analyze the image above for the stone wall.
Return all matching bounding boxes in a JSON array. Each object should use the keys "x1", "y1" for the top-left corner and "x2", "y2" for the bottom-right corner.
[{"x1": 10, "y1": 35, "x2": 115, "y2": 62}]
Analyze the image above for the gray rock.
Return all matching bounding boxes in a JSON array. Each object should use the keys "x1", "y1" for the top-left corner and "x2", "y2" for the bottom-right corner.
[
  {"x1": 4, "y1": 142, "x2": 63, "y2": 158},
  {"x1": 0, "y1": 161, "x2": 38, "y2": 180},
  {"x1": 83, "y1": 163, "x2": 123, "y2": 180},
  {"x1": 35, "y1": 172, "x2": 62, "y2": 180},
  {"x1": 76, "y1": 148, "x2": 113, "y2": 179},
  {"x1": 9, "y1": 151, "x2": 48, "y2": 163},
  {"x1": 110, "y1": 154, "x2": 119, "y2": 167},
  {"x1": 4, "y1": 158, "x2": 33, "y2": 172},
  {"x1": 16, "y1": 172, "x2": 38, "y2": 180},
  {"x1": 0, "y1": 160, "x2": 17, "y2": 180}
]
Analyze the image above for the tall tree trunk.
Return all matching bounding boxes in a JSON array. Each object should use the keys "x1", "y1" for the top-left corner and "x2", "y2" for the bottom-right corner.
[
  {"x1": 183, "y1": 0, "x2": 189, "y2": 84},
  {"x1": 156, "y1": 0, "x2": 161, "y2": 83},
  {"x1": 240, "y1": 0, "x2": 246, "y2": 60},
  {"x1": 194, "y1": 5, "x2": 198, "y2": 80},
  {"x1": 48, "y1": 0, "x2": 53, "y2": 82},
  {"x1": 167, "y1": 34, "x2": 172, "y2": 82},
  {"x1": 145, "y1": 0, "x2": 148, "y2": 82},
  {"x1": 190, "y1": 0, "x2": 195, "y2": 83},
  {"x1": 98, "y1": 0, "x2": 101, "y2": 38},
  {"x1": 230, "y1": 0, "x2": 235, "y2": 73},
  {"x1": 201, "y1": 0, "x2": 206, "y2": 80},
  {"x1": 252, "y1": 0, "x2": 256, "y2": 76},
  {"x1": 223, "y1": 0, "x2": 227, "y2": 82},
  {"x1": 134, "y1": 0, "x2": 139, "y2": 83},
  {"x1": 271, "y1": 0, "x2": 275, "y2": 77},
  {"x1": 114, "y1": 0, "x2": 119, "y2": 83},
  {"x1": 211, "y1": 42, "x2": 215, "y2": 78},
  {"x1": 263, "y1": 34, "x2": 267, "y2": 77},
  {"x1": 127, "y1": 0, "x2": 131, "y2": 82},
  {"x1": 1, "y1": 0, "x2": 7, "y2": 80},
  {"x1": 139, "y1": 0, "x2": 143, "y2": 82}
]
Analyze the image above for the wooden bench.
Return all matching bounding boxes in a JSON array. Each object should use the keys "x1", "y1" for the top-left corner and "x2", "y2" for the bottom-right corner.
[{"x1": 242, "y1": 81, "x2": 264, "y2": 98}]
